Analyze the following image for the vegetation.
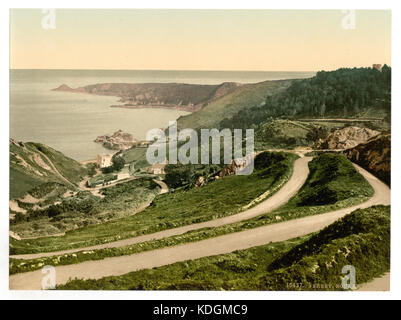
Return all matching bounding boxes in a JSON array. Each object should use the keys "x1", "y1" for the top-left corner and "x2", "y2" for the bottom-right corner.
[
  {"x1": 10, "y1": 153, "x2": 373, "y2": 273},
  {"x1": 255, "y1": 119, "x2": 335, "y2": 149},
  {"x1": 101, "y1": 153, "x2": 126, "y2": 174},
  {"x1": 10, "y1": 141, "x2": 88, "y2": 199},
  {"x1": 88, "y1": 173, "x2": 118, "y2": 187},
  {"x1": 121, "y1": 147, "x2": 149, "y2": 173},
  {"x1": 55, "y1": 206, "x2": 390, "y2": 290},
  {"x1": 295, "y1": 153, "x2": 370, "y2": 206},
  {"x1": 220, "y1": 67, "x2": 391, "y2": 131},
  {"x1": 9, "y1": 152, "x2": 297, "y2": 254},
  {"x1": 29, "y1": 142, "x2": 88, "y2": 185},
  {"x1": 177, "y1": 80, "x2": 293, "y2": 130},
  {"x1": 164, "y1": 164, "x2": 221, "y2": 189},
  {"x1": 10, "y1": 178, "x2": 160, "y2": 239}
]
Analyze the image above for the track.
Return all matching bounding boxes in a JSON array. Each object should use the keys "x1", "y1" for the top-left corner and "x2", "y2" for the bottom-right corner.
[
  {"x1": 9, "y1": 160, "x2": 390, "y2": 290},
  {"x1": 10, "y1": 157, "x2": 311, "y2": 260}
]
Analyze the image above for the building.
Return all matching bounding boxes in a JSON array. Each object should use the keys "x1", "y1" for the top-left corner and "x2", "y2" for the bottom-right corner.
[
  {"x1": 146, "y1": 163, "x2": 166, "y2": 175},
  {"x1": 373, "y1": 64, "x2": 382, "y2": 71},
  {"x1": 97, "y1": 154, "x2": 112, "y2": 168},
  {"x1": 117, "y1": 172, "x2": 130, "y2": 180}
]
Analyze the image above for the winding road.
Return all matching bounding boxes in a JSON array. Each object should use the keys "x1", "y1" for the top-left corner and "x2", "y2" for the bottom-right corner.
[
  {"x1": 10, "y1": 157, "x2": 311, "y2": 260},
  {"x1": 9, "y1": 158, "x2": 390, "y2": 290}
]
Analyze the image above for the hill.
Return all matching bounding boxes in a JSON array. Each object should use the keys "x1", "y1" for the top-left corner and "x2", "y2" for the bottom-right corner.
[
  {"x1": 177, "y1": 79, "x2": 292, "y2": 130},
  {"x1": 9, "y1": 139, "x2": 88, "y2": 199},
  {"x1": 56, "y1": 205, "x2": 390, "y2": 290},
  {"x1": 220, "y1": 66, "x2": 391, "y2": 131},
  {"x1": 52, "y1": 82, "x2": 242, "y2": 111}
]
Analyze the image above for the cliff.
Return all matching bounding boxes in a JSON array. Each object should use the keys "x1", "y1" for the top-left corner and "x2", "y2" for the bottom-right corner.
[
  {"x1": 53, "y1": 82, "x2": 242, "y2": 111},
  {"x1": 9, "y1": 139, "x2": 87, "y2": 199},
  {"x1": 317, "y1": 126, "x2": 380, "y2": 150},
  {"x1": 343, "y1": 134, "x2": 391, "y2": 185},
  {"x1": 94, "y1": 129, "x2": 141, "y2": 150}
]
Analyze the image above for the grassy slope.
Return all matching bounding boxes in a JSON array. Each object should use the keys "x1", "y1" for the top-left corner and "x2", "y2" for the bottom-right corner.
[
  {"x1": 10, "y1": 178, "x2": 161, "y2": 239},
  {"x1": 27, "y1": 142, "x2": 87, "y2": 184},
  {"x1": 10, "y1": 153, "x2": 374, "y2": 273},
  {"x1": 56, "y1": 205, "x2": 390, "y2": 290},
  {"x1": 177, "y1": 80, "x2": 292, "y2": 130},
  {"x1": 9, "y1": 152, "x2": 297, "y2": 255},
  {"x1": 10, "y1": 141, "x2": 87, "y2": 199}
]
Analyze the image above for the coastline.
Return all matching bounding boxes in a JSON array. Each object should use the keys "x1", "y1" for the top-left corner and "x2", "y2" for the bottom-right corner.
[
  {"x1": 52, "y1": 88, "x2": 197, "y2": 113},
  {"x1": 110, "y1": 104, "x2": 197, "y2": 112}
]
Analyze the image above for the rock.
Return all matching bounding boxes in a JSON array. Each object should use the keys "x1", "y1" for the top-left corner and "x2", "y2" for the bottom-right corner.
[
  {"x1": 94, "y1": 130, "x2": 139, "y2": 150},
  {"x1": 343, "y1": 134, "x2": 390, "y2": 185},
  {"x1": 317, "y1": 126, "x2": 380, "y2": 150},
  {"x1": 52, "y1": 84, "x2": 73, "y2": 91},
  {"x1": 219, "y1": 153, "x2": 255, "y2": 177},
  {"x1": 195, "y1": 176, "x2": 205, "y2": 187}
]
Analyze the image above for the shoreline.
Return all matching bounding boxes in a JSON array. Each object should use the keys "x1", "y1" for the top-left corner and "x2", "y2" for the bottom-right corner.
[
  {"x1": 52, "y1": 88, "x2": 197, "y2": 113},
  {"x1": 110, "y1": 104, "x2": 197, "y2": 112}
]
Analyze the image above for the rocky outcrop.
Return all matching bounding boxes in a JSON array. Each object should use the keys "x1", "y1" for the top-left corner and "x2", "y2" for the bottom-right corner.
[
  {"x1": 94, "y1": 129, "x2": 139, "y2": 150},
  {"x1": 218, "y1": 153, "x2": 255, "y2": 177},
  {"x1": 343, "y1": 134, "x2": 391, "y2": 185},
  {"x1": 317, "y1": 126, "x2": 380, "y2": 150},
  {"x1": 52, "y1": 82, "x2": 242, "y2": 111}
]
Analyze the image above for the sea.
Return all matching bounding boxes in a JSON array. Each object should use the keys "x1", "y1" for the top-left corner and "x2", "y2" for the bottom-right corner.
[{"x1": 10, "y1": 69, "x2": 315, "y2": 161}]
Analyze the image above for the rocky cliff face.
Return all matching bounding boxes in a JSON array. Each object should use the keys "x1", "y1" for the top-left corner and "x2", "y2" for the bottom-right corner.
[
  {"x1": 343, "y1": 134, "x2": 391, "y2": 185},
  {"x1": 317, "y1": 126, "x2": 380, "y2": 150},
  {"x1": 94, "y1": 129, "x2": 139, "y2": 150},
  {"x1": 53, "y1": 82, "x2": 242, "y2": 110}
]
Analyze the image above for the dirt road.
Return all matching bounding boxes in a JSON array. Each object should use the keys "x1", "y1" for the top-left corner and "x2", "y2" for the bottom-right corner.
[
  {"x1": 11, "y1": 157, "x2": 311, "y2": 260},
  {"x1": 357, "y1": 273, "x2": 390, "y2": 291},
  {"x1": 9, "y1": 160, "x2": 390, "y2": 290}
]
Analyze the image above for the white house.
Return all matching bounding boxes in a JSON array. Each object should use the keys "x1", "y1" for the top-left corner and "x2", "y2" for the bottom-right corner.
[{"x1": 97, "y1": 154, "x2": 112, "y2": 168}]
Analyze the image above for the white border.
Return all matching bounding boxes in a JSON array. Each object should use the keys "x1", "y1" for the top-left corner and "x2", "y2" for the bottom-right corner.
[{"x1": 1, "y1": 0, "x2": 399, "y2": 300}]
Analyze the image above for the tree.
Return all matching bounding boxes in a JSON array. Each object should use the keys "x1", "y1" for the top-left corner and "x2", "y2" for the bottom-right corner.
[{"x1": 112, "y1": 155, "x2": 125, "y2": 172}]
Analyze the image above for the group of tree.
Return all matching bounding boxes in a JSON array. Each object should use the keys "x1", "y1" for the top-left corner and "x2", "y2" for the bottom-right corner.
[
  {"x1": 101, "y1": 153, "x2": 126, "y2": 174},
  {"x1": 219, "y1": 66, "x2": 391, "y2": 130}
]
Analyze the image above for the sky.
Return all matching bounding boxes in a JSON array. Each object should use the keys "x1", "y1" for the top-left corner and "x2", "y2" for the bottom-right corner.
[{"x1": 10, "y1": 9, "x2": 391, "y2": 71}]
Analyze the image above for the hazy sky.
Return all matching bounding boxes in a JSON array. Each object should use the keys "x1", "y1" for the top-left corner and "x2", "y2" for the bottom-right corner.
[{"x1": 10, "y1": 9, "x2": 391, "y2": 71}]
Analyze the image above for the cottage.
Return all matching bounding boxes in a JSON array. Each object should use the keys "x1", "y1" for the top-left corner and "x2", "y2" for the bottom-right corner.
[{"x1": 146, "y1": 163, "x2": 166, "y2": 175}]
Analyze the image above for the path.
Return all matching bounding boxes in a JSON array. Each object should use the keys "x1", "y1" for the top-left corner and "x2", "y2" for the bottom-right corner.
[
  {"x1": 357, "y1": 273, "x2": 390, "y2": 291},
  {"x1": 11, "y1": 157, "x2": 311, "y2": 260},
  {"x1": 9, "y1": 161, "x2": 390, "y2": 290}
]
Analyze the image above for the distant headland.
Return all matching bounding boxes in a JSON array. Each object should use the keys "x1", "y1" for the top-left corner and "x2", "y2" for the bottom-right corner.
[{"x1": 52, "y1": 82, "x2": 242, "y2": 111}]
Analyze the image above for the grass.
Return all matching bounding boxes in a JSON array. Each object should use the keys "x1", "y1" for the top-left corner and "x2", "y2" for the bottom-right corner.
[
  {"x1": 10, "y1": 178, "x2": 161, "y2": 239},
  {"x1": 177, "y1": 80, "x2": 293, "y2": 130},
  {"x1": 9, "y1": 152, "x2": 297, "y2": 255},
  {"x1": 255, "y1": 119, "x2": 348, "y2": 150},
  {"x1": 10, "y1": 141, "x2": 88, "y2": 199},
  {"x1": 55, "y1": 205, "x2": 390, "y2": 290},
  {"x1": 88, "y1": 173, "x2": 118, "y2": 187},
  {"x1": 28, "y1": 142, "x2": 88, "y2": 185},
  {"x1": 10, "y1": 153, "x2": 374, "y2": 274},
  {"x1": 9, "y1": 167, "x2": 45, "y2": 200}
]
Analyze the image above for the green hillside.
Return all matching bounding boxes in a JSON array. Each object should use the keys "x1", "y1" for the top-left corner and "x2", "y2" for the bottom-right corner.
[
  {"x1": 56, "y1": 205, "x2": 390, "y2": 290},
  {"x1": 10, "y1": 152, "x2": 297, "y2": 254},
  {"x1": 220, "y1": 66, "x2": 391, "y2": 131},
  {"x1": 177, "y1": 79, "x2": 292, "y2": 130},
  {"x1": 9, "y1": 139, "x2": 88, "y2": 199}
]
